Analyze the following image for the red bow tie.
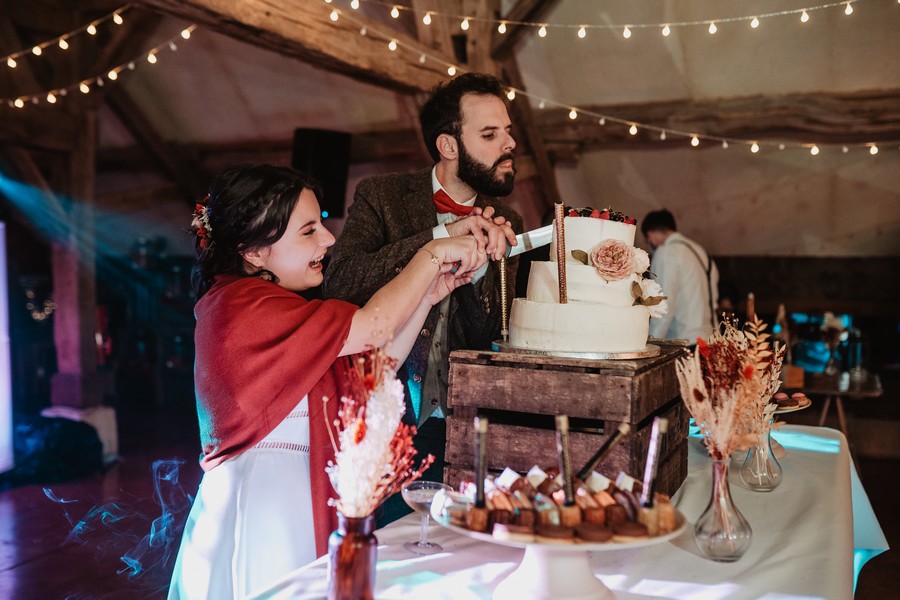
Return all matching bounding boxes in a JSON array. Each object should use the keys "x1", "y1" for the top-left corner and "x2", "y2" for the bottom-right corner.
[{"x1": 433, "y1": 188, "x2": 473, "y2": 217}]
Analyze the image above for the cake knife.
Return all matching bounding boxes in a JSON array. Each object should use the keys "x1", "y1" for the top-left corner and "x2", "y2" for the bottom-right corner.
[{"x1": 449, "y1": 224, "x2": 554, "y2": 273}]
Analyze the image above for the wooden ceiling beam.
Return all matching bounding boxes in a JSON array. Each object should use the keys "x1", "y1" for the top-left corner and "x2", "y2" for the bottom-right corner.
[
  {"x1": 490, "y1": 0, "x2": 560, "y2": 60},
  {"x1": 132, "y1": 0, "x2": 453, "y2": 93},
  {"x1": 0, "y1": 105, "x2": 80, "y2": 151},
  {"x1": 105, "y1": 87, "x2": 208, "y2": 201},
  {"x1": 539, "y1": 91, "x2": 900, "y2": 159}
]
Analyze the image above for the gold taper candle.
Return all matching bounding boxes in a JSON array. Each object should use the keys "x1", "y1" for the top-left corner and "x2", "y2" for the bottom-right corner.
[
  {"x1": 554, "y1": 202, "x2": 568, "y2": 304},
  {"x1": 500, "y1": 256, "x2": 508, "y2": 341},
  {"x1": 555, "y1": 415, "x2": 575, "y2": 506},
  {"x1": 474, "y1": 416, "x2": 488, "y2": 508}
]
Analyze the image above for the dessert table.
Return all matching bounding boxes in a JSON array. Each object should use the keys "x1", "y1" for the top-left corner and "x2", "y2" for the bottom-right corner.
[{"x1": 250, "y1": 425, "x2": 887, "y2": 600}]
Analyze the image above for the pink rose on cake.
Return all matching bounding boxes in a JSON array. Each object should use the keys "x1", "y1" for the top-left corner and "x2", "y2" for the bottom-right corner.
[
  {"x1": 590, "y1": 239, "x2": 635, "y2": 281},
  {"x1": 633, "y1": 247, "x2": 650, "y2": 274}
]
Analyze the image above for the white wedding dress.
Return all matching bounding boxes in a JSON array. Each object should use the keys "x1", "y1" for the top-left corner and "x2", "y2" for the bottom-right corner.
[{"x1": 168, "y1": 396, "x2": 316, "y2": 599}]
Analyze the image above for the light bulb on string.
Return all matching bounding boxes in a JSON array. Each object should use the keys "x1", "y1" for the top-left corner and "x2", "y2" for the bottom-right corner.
[
  {"x1": 708, "y1": 22, "x2": 717, "y2": 34},
  {"x1": 7, "y1": 57, "x2": 16, "y2": 68},
  {"x1": 751, "y1": 142, "x2": 760, "y2": 153},
  {"x1": 87, "y1": 23, "x2": 97, "y2": 35},
  {"x1": 506, "y1": 89, "x2": 516, "y2": 100},
  {"x1": 661, "y1": 25, "x2": 671, "y2": 37},
  {"x1": 660, "y1": 131, "x2": 667, "y2": 140},
  {"x1": 169, "y1": 41, "x2": 178, "y2": 51},
  {"x1": 810, "y1": 145, "x2": 819, "y2": 155},
  {"x1": 844, "y1": 2, "x2": 853, "y2": 15},
  {"x1": 108, "y1": 69, "x2": 118, "y2": 81},
  {"x1": 447, "y1": 65, "x2": 456, "y2": 76},
  {"x1": 577, "y1": 26, "x2": 586, "y2": 39},
  {"x1": 691, "y1": 136, "x2": 700, "y2": 147},
  {"x1": 569, "y1": 108, "x2": 577, "y2": 120},
  {"x1": 330, "y1": 9, "x2": 339, "y2": 21},
  {"x1": 351, "y1": 0, "x2": 360, "y2": 9},
  {"x1": 388, "y1": 39, "x2": 398, "y2": 51},
  {"x1": 59, "y1": 38, "x2": 69, "y2": 50},
  {"x1": 599, "y1": 117, "x2": 605, "y2": 125},
  {"x1": 127, "y1": 62, "x2": 135, "y2": 70},
  {"x1": 629, "y1": 124, "x2": 638, "y2": 135},
  {"x1": 538, "y1": 25, "x2": 547, "y2": 38},
  {"x1": 390, "y1": 6, "x2": 400, "y2": 19},
  {"x1": 14, "y1": 98, "x2": 23, "y2": 108},
  {"x1": 113, "y1": 12, "x2": 123, "y2": 25},
  {"x1": 538, "y1": 100, "x2": 545, "y2": 109},
  {"x1": 722, "y1": 140, "x2": 729, "y2": 149},
  {"x1": 182, "y1": 28, "x2": 192, "y2": 39},
  {"x1": 623, "y1": 26, "x2": 632, "y2": 39},
  {"x1": 422, "y1": 12, "x2": 431, "y2": 25},
  {"x1": 842, "y1": 146, "x2": 849, "y2": 153},
  {"x1": 360, "y1": 26, "x2": 367, "y2": 35},
  {"x1": 751, "y1": 17, "x2": 760, "y2": 28},
  {"x1": 461, "y1": 18, "x2": 469, "y2": 31},
  {"x1": 32, "y1": 46, "x2": 42, "y2": 56},
  {"x1": 869, "y1": 145, "x2": 878, "y2": 155},
  {"x1": 801, "y1": 10, "x2": 810, "y2": 23},
  {"x1": 79, "y1": 82, "x2": 90, "y2": 93},
  {"x1": 498, "y1": 22, "x2": 507, "y2": 34},
  {"x1": 418, "y1": 53, "x2": 425, "y2": 63},
  {"x1": 46, "y1": 92, "x2": 56, "y2": 104},
  {"x1": 147, "y1": 52, "x2": 158, "y2": 64},
  {"x1": 779, "y1": 143, "x2": 786, "y2": 150}
]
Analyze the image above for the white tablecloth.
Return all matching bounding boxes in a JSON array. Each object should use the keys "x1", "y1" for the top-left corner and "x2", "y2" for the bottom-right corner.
[{"x1": 251, "y1": 425, "x2": 888, "y2": 600}]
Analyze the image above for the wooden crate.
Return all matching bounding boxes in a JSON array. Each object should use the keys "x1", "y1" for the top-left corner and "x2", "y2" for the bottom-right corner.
[{"x1": 444, "y1": 343, "x2": 690, "y2": 497}]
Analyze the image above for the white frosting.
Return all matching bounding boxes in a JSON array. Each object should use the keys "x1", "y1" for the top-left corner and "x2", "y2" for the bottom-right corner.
[
  {"x1": 551, "y1": 217, "x2": 636, "y2": 263},
  {"x1": 509, "y1": 298, "x2": 650, "y2": 353},
  {"x1": 509, "y1": 215, "x2": 652, "y2": 354},
  {"x1": 526, "y1": 262, "x2": 639, "y2": 307}
]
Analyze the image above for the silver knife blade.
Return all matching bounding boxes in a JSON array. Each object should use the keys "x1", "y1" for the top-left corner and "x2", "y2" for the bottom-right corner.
[{"x1": 505, "y1": 224, "x2": 553, "y2": 258}]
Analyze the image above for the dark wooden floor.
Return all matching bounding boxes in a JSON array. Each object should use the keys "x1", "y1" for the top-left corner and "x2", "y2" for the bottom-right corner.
[{"x1": 0, "y1": 392, "x2": 896, "y2": 599}]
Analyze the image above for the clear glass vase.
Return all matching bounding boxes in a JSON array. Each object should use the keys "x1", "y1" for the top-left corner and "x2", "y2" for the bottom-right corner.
[
  {"x1": 327, "y1": 513, "x2": 377, "y2": 600},
  {"x1": 740, "y1": 421, "x2": 783, "y2": 491},
  {"x1": 694, "y1": 457, "x2": 753, "y2": 562}
]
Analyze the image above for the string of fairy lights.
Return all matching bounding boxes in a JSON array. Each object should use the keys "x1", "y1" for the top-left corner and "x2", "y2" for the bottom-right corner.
[
  {"x1": 324, "y1": 0, "x2": 900, "y2": 156},
  {"x1": 332, "y1": 0, "x2": 877, "y2": 37},
  {"x1": 2, "y1": 1, "x2": 897, "y2": 156},
  {"x1": 1, "y1": 5, "x2": 197, "y2": 108}
]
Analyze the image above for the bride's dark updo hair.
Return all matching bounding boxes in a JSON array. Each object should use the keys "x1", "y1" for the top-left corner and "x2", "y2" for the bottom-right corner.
[{"x1": 191, "y1": 164, "x2": 322, "y2": 300}]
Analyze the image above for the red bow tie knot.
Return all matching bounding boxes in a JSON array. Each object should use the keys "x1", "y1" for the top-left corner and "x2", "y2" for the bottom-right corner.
[{"x1": 433, "y1": 188, "x2": 473, "y2": 217}]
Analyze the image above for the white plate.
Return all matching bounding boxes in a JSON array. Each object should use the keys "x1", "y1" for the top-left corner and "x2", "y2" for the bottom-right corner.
[
  {"x1": 430, "y1": 491, "x2": 687, "y2": 552},
  {"x1": 774, "y1": 397, "x2": 812, "y2": 414}
]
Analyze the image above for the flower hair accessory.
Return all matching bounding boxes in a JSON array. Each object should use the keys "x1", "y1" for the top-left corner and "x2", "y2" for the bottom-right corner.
[{"x1": 191, "y1": 195, "x2": 212, "y2": 249}]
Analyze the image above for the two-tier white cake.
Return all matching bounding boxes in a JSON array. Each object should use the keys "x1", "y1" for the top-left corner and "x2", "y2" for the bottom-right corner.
[{"x1": 508, "y1": 209, "x2": 667, "y2": 354}]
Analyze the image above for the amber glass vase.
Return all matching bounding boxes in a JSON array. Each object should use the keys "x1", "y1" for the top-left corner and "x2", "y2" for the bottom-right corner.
[{"x1": 327, "y1": 513, "x2": 377, "y2": 600}]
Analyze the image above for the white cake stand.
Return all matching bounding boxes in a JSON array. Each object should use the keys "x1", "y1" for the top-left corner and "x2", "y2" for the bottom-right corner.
[
  {"x1": 491, "y1": 341, "x2": 661, "y2": 361},
  {"x1": 431, "y1": 497, "x2": 686, "y2": 600}
]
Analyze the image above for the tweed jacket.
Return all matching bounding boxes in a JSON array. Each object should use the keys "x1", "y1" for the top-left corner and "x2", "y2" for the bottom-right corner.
[{"x1": 322, "y1": 168, "x2": 523, "y2": 425}]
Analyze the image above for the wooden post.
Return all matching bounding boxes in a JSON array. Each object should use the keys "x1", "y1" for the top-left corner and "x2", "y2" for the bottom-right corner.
[{"x1": 50, "y1": 112, "x2": 104, "y2": 409}]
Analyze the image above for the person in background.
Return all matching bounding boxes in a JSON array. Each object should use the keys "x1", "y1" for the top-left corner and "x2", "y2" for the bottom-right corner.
[
  {"x1": 641, "y1": 209, "x2": 719, "y2": 343},
  {"x1": 322, "y1": 72, "x2": 523, "y2": 525},
  {"x1": 168, "y1": 164, "x2": 487, "y2": 599}
]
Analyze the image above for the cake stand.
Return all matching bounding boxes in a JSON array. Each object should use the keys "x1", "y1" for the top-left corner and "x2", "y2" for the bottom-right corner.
[
  {"x1": 491, "y1": 341, "x2": 661, "y2": 361},
  {"x1": 430, "y1": 494, "x2": 686, "y2": 600}
]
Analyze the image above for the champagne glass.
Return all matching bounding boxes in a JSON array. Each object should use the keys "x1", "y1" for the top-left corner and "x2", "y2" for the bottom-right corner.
[{"x1": 401, "y1": 480, "x2": 452, "y2": 555}]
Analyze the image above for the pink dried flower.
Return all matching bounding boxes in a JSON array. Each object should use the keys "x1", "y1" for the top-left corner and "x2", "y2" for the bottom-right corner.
[{"x1": 590, "y1": 239, "x2": 635, "y2": 281}]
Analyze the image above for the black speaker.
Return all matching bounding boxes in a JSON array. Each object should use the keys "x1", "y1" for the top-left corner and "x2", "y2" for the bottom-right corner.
[{"x1": 291, "y1": 128, "x2": 351, "y2": 219}]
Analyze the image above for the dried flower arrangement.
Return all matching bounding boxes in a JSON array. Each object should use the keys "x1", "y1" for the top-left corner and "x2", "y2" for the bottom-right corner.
[
  {"x1": 325, "y1": 348, "x2": 433, "y2": 518},
  {"x1": 676, "y1": 316, "x2": 786, "y2": 459}
]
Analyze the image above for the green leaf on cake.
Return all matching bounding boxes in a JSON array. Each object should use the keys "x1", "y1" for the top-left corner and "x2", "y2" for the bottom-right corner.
[
  {"x1": 571, "y1": 249, "x2": 590, "y2": 265},
  {"x1": 631, "y1": 281, "x2": 643, "y2": 299}
]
